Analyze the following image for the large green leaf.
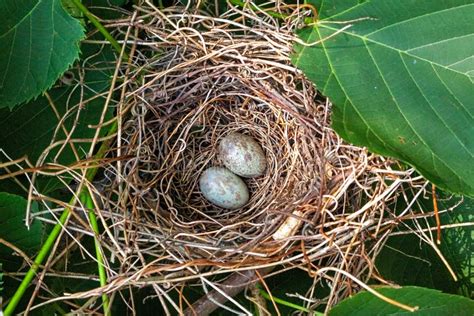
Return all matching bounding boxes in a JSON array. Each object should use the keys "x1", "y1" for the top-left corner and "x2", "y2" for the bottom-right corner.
[
  {"x1": 376, "y1": 194, "x2": 474, "y2": 297},
  {"x1": 0, "y1": 0, "x2": 84, "y2": 109},
  {"x1": 0, "y1": 192, "x2": 42, "y2": 270},
  {"x1": 0, "y1": 43, "x2": 116, "y2": 194},
  {"x1": 293, "y1": 0, "x2": 474, "y2": 196},
  {"x1": 329, "y1": 286, "x2": 474, "y2": 315}
]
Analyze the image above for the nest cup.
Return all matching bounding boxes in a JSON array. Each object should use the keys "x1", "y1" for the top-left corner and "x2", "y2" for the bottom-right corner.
[
  {"x1": 140, "y1": 85, "x2": 325, "y2": 250},
  {"x1": 126, "y1": 38, "x2": 331, "y2": 261},
  {"x1": 96, "y1": 3, "x2": 427, "y2": 311}
]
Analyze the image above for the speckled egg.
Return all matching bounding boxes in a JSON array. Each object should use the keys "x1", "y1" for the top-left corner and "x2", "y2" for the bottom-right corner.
[
  {"x1": 199, "y1": 167, "x2": 249, "y2": 209},
  {"x1": 218, "y1": 133, "x2": 266, "y2": 178}
]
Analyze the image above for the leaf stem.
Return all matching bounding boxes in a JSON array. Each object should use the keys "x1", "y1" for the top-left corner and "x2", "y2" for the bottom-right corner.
[
  {"x1": 157, "y1": 0, "x2": 164, "y2": 10},
  {"x1": 70, "y1": 0, "x2": 129, "y2": 60},
  {"x1": 258, "y1": 288, "x2": 323, "y2": 315},
  {"x1": 85, "y1": 192, "x2": 110, "y2": 315},
  {"x1": 431, "y1": 184, "x2": 441, "y2": 244},
  {"x1": 4, "y1": 121, "x2": 118, "y2": 316}
]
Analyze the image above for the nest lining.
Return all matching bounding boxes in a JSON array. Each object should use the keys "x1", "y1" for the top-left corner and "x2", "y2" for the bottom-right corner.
[{"x1": 138, "y1": 85, "x2": 326, "y2": 244}]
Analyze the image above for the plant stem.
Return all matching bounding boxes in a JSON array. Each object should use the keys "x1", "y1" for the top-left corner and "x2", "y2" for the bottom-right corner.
[
  {"x1": 85, "y1": 193, "x2": 110, "y2": 315},
  {"x1": 4, "y1": 207, "x2": 71, "y2": 316},
  {"x1": 70, "y1": 0, "x2": 129, "y2": 60},
  {"x1": 4, "y1": 121, "x2": 118, "y2": 316},
  {"x1": 258, "y1": 288, "x2": 323, "y2": 315},
  {"x1": 52, "y1": 302, "x2": 67, "y2": 314},
  {"x1": 157, "y1": 0, "x2": 164, "y2": 10}
]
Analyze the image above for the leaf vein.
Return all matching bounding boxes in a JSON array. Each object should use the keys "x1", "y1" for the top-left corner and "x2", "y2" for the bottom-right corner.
[
  {"x1": 320, "y1": 24, "x2": 472, "y2": 77},
  {"x1": 363, "y1": 39, "x2": 464, "y2": 181},
  {"x1": 317, "y1": 28, "x2": 390, "y2": 150},
  {"x1": 430, "y1": 64, "x2": 474, "y2": 120},
  {"x1": 365, "y1": 3, "x2": 474, "y2": 38},
  {"x1": 399, "y1": 53, "x2": 473, "y2": 157},
  {"x1": 0, "y1": 0, "x2": 43, "y2": 38}
]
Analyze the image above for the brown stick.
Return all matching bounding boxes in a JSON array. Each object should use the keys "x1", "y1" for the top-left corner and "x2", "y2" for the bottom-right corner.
[{"x1": 183, "y1": 267, "x2": 273, "y2": 316}]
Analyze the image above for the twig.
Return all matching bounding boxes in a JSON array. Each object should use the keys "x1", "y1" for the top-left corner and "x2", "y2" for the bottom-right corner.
[
  {"x1": 183, "y1": 268, "x2": 273, "y2": 316},
  {"x1": 70, "y1": 0, "x2": 129, "y2": 60},
  {"x1": 432, "y1": 184, "x2": 441, "y2": 244}
]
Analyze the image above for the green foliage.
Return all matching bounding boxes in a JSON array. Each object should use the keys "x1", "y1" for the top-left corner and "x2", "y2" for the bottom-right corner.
[
  {"x1": 0, "y1": 1, "x2": 119, "y2": 314},
  {"x1": 0, "y1": 43, "x2": 116, "y2": 195},
  {"x1": 376, "y1": 194, "x2": 474, "y2": 297},
  {"x1": 83, "y1": 0, "x2": 129, "y2": 19},
  {"x1": 0, "y1": 193, "x2": 43, "y2": 270},
  {"x1": 329, "y1": 286, "x2": 474, "y2": 315},
  {"x1": 443, "y1": 198, "x2": 474, "y2": 297},
  {"x1": 377, "y1": 233, "x2": 459, "y2": 294},
  {"x1": 61, "y1": 0, "x2": 84, "y2": 19},
  {"x1": 71, "y1": 0, "x2": 130, "y2": 21},
  {"x1": 259, "y1": 268, "x2": 327, "y2": 314},
  {"x1": 0, "y1": 0, "x2": 85, "y2": 109},
  {"x1": 206, "y1": 268, "x2": 327, "y2": 315},
  {"x1": 84, "y1": 0, "x2": 128, "y2": 6},
  {"x1": 293, "y1": 0, "x2": 474, "y2": 196}
]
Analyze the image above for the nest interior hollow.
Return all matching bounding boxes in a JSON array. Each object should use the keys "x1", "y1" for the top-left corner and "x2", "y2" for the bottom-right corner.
[{"x1": 131, "y1": 50, "x2": 331, "y2": 256}]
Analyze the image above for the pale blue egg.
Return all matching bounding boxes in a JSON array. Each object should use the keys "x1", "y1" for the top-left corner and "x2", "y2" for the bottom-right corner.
[{"x1": 199, "y1": 167, "x2": 249, "y2": 209}]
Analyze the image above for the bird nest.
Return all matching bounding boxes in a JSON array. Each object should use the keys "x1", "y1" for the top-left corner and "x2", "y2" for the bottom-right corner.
[
  {"x1": 87, "y1": 3, "x2": 428, "y2": 311},
  {"x1": 14, "y1": 2, "x2": 438, "y2": 314},
  {"x1": 125, "y1": 39, "x2": 329, "y2": 259},
  {"x1": 118, "y1": 8, "x2": 349, "y2": 262}
]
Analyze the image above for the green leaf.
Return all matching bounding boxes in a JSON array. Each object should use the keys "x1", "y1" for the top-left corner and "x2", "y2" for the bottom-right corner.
[
  {"x1": 376, "y1": 233, "x2": 459, "y2": 295},
  {"x1": 293, "y1": 0, "x2": 474, "y2": 196},
  {"x1": 443, "y1": 197, "x2": 474, "y2": 297},
  {"x1": 0, "y1": 192, "x2": 42, "y2": 270},
  {"x1": 329, "y1": 286, "x2": 474, "y2": 315},
  {"x1": 0, "y1": 43, "x2": 116, "y2": 194},
  {"x1": 0, "y1": 193, "x2": 44, "y2": 313},
  {"x1": 376, "y1": 193, "x2": 474, "y2": 297},
  {"x1": 0, "y1": 0, "x2": 84, "y2": 109}
]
